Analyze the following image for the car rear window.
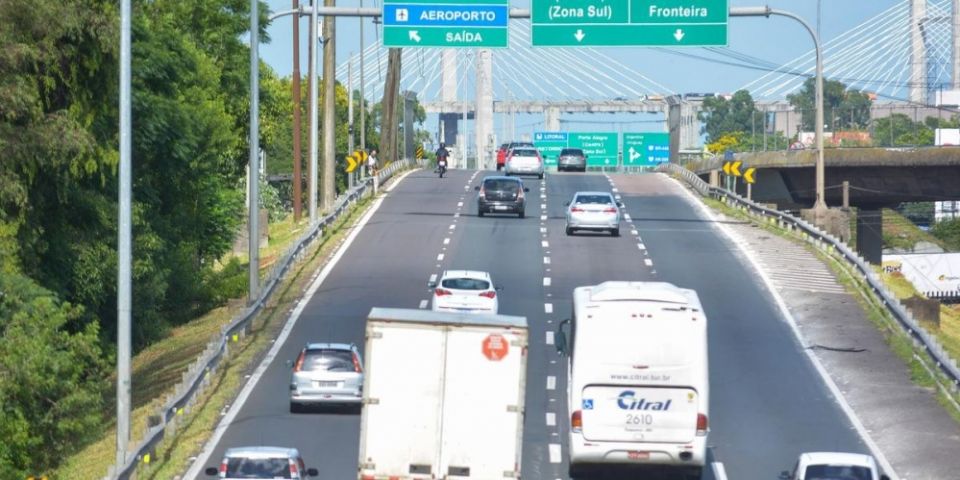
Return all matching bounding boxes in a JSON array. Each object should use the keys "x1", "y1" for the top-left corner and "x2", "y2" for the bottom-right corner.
[
  {"x1": 483, "y1": 179, "x2": 520, "y2": 192},
  {"x1": 803, "y1": 465, "x2": 872, "y2": 480},
  {"x1": 560, "y1": 149, "x2": 584, "y2": 156},
  {"x1": 575, "y1": 194, "x2": 613, "y2": 204},
  {"x1": 303, "y1": 349, "x2": 355, "y2": 372},
  {"x1": 511, "y1": 149, "x2": 538, "y2": 157},
  {"x1": 441, "y1": 278, "x2": 491, "y2": 290},
  {"x1": 225, "y1": 457, "x2": 292, "y2": 478}
]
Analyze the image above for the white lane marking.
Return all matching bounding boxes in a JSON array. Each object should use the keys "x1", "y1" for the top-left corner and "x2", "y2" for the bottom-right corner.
[
  {"x1": 545, "y1": 303, "x2": 553, "y2": 313},
  {"x1": 644, "y1": 258, "x2": 653, "y2": 267},
  {"x1": 542, "y1": 240, "x2": 549, "y2": 248},
  {"x1": 546, "y1": 331, "x2": 555, "y2": 345},
  {"x1": 546, "y1": 412, "x2": 556, "y2": 427},
  {"x1": 612, "y1": 187, "x2": 619, "y2": 192},
  {"x1": 540, "y1": 227, "x2": 547, "y2": 233},
  {"x1": 541, "y1": 203, "x2": 547, "y2": 209},
  {"x1": 712, "y1": 462, "x2": 729, "y2": 480},
  {"x1": 454, "y1": 212, "x2": 460, "y2": 218},
  {"x1": 549, "y1": 444, "x2": 562, "y2": 463},
  {"x1": 638, "y1": 243, "x2": 646, "y2": 250},
  {"x1": 463, "y1": 185, "x2": 469, "y2": 190},
  {"x1": 540, "y1": 194, "x2": 547, "y2": 199},
  {"x1": 624, "y1": 213, "x2": 632, "y2": 221},
  {"x1": 540, "y1": 215, "x2": 547, "y2": 221},
  {"x1": 429, "y1": 274, "x2": 437, "y2": 284},
  {"x1": 448, "y1": 224, "x2": 456, "y2": 230},
  {"x1": 669, "y1": 173, "x2": 900, "y2": 479},
  {"x1": 631, "y1": 229, "x2": 639, "y2": 236},
  {"x1": 443, "y1": 238, "x2": 450, "y2": 245},
  {"x1": 544, "y1": 256, "x2": 551, "y2": 264},
  {"x1": 457, "y1": 201, "x2": 463, "y2": 207},
  {"x1": 437, "y1": 253, "x2": 445, "y2": 261},
  {"x1": 419, "y1": 299, "x2": 429, "y2": 309},
  {"x1": 184, "y1": 189, "x2": 394, "y2": 479},
  {"x1": 547, "y1": 375, "x2": 556, "y2": 390},
  {"x1": 543, "y1": 277, "x2": 552, "y2": 287}
]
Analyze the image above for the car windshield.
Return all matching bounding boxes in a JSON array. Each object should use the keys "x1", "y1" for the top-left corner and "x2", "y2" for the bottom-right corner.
[
  {"x1": 511, "y1": 149, "x2": 538, "y2": 157},
  {"x1": 484, "y1": 180, "x2": 520, "y2": 192},
  {"x1": 441, "y1": 278, "x2": 491, "y2": 290},
  {"x1": 575, "y1": 195, "x2": 613, "y2": 205},
  {"x1": 225, "y1": 457, "x2": 292, "y2": 478},
  {"x1": 803, "y1": 464, "x2": 872, "y2": 480},
  {"x1": 303, "y1": 349, "x2": 355, "y2": 372},
  {"x1": 560, "y1": 149, "x2": 583, "y2": 156}
]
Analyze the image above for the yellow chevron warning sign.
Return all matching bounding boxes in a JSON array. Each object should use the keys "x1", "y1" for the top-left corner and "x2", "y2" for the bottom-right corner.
[
  {"x1": 345, "y1": 150, "x2": 368, "y2": 173},
  {"x1": 730, "y1": 160, "x2": 742, "y2": 177},
  {"x1": 346, "y1": 154, "x2": 358, "y2": 173},
  {"x1": 744, "y1": 167, "x2": 757, "y2": 184},
  {"x1": 723, "y1": 161, "x2": 732, "y2": 175}
]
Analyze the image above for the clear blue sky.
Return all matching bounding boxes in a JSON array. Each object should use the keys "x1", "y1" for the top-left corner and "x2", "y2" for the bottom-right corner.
[{"x1": 258, "y1": 0, "x2": 903, "y2": 94}]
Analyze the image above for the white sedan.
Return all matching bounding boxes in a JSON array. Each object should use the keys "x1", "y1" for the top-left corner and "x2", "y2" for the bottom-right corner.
[
  {"x1": 431, "y1": 270, "x2": 499, "y2": 314},
  {"x1": 565, "y1": 191, "x2": 622, "y2": 236},
  {"x1": 780, "y1": 452, "x2": 890, "y2": 480}
]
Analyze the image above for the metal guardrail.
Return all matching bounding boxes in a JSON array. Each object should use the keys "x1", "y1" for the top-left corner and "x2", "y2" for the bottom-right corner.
[
  {"x1": 658, "y1": 162, "x2": 960, "y2": 391},
  {"x1": 110, "y1": 159, "x2": 422, "y2": 479}
]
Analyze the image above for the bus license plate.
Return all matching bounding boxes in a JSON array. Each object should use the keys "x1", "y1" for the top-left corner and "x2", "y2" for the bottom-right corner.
[{"x1": 627, "y1": 451, "x2": 649, "y2": 460}]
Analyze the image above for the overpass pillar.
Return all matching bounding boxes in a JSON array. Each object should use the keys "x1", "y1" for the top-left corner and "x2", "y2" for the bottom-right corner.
[
  {"x1": 856, "y1": 209, "x2": 884, "y2": 265},
  {"x1": 667, "y1": 95, "x2": 681, "y2": 163},
  {"x1": 680, "y1": 103, "x2": 700, "y2": 150},
  {"x1": 545, "y1": 107, "x2": 561, "y2": 131},
  {"x1": 910, "y1": 0, "x2": 927, "y2": 103},
  {"x1": 475, "y1": 49, "x2": 494, "y2": 170}
]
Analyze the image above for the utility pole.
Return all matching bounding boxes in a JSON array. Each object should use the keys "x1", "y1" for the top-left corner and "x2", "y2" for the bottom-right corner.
[
  {"x1": 308, "y1": 0, "x2": 319, "y2": 222},
  {"x1": 381, "y1": 48, "x2": 402, "y2": 166},
  {"x1": 116, "y1": 0, "x2": 132, "y2": 472},
  {"x1": 292, "y1": 0, "x2": 303, "y2": 221},
  {"x1": 248, "y1": 0, "x2": 261, "y2": 302},
  {"x1": 359, "y1": 0, "x2": 366, "y2": 152},
  {"x1": 322, "y1": 0, "x2": 336, "y2": 210}
]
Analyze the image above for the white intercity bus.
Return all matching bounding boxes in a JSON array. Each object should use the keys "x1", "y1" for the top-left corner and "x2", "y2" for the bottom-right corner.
[{"x1": 556, "y1": 281, "x2": 710, "y2": 479}]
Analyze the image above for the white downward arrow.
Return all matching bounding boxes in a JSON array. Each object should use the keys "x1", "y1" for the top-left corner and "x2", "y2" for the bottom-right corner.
[
  {"x1": 673, "y1": 29, "x2": 685, "y2": 41},
  {"x1": 409, "y1": 30, "x2": 421, "y2": 42},
  {"x1": 574, "y1": 29, "x2": 585, "y2": 42}
]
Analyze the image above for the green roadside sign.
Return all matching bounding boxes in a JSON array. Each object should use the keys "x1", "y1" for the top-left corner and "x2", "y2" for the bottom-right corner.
[
  {"x1": 570, "y1": 132, "x2": 617, "y2": 167},
  {"x1": 531, "y1": 0, "x2": 728, "y2": 47},
  {"x1": 622, "y1": 132, "x2": 670, "y2": 166},
  {"x1": 533, "y1": 132, "x2": 568, "y2": 166},
  {"x1": 382, "y1": 0, "x2": 510, "y2": 48}
]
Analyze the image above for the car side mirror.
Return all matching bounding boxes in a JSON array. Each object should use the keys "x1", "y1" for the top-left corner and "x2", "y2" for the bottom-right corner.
[
  {"x1": 524, "y1": 187, "x2": 530, "y2": 192},
  {"x1": 427, "y1": 281, "x2": 437, "y2": 288},
  {"x1": 307, "y1": 467, "x2": 320, "y2": 476},
  {"x1": 205, "y1": 467, "x2": 219, "y2": 476},
  {"x1": 617, "y1": 202, "x2": 624, "y2": 208},
  {"x1": 778, "y1": 471, "x2": 790, "y2": 480},
  {"x1": 474, "y1": 186, "x2": 480, "y2": 191},
  {"x1": 564, "y1": 201, "x2": 570, "y2": 206}
]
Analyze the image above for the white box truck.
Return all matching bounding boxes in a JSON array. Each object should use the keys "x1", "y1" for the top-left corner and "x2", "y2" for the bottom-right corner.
[
  {"x1": 357, "y1": 308, "x2": 528, "y2": 480},
  {"x1": 556, "y1": 282, "x2": 709, "y2": 480}
]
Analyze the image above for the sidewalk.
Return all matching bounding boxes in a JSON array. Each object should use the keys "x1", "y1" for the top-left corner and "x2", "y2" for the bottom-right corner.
[{"x1": 718, "y1": 212, "x2": 960, "y2": 480}]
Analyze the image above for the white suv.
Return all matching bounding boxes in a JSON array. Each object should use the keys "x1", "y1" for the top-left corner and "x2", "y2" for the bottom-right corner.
[
  {"x1": 205, "y1": 446, "x2": 319, "y2": 479},
  {"x1": 431, "y1": 270, "x2": 500, "y2": 314},
  {"x1": 780, "y1": 452, "x2": 890, "y2": 480}
]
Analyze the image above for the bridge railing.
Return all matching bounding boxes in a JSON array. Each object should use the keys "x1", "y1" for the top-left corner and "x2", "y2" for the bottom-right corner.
[
  {"x1": 659, "y1": 162, "x2": 960, "y2": 392},
  {"x1": 107, "y1": 158, "x2": 424, "y2": 480}
]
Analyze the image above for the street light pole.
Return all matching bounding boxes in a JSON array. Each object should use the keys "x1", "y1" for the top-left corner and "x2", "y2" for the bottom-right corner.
[
  {"x1": 116, "y1": 0, "x2": 132, "y2": 472},
  {"x1": 248, "y1": 0, "x2": 261, "y2": 303},
  {"x1": 731, "y1": 6, "x2": 826, "y2": 209}
]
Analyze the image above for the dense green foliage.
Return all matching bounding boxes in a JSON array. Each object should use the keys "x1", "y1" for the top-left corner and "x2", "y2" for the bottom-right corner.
[
  {"x1": 932, "y1": 219, "x2": 960, "y2": 251},
  {"x1": 698, "y1": 90, "x2": 790, "y2": 151},
  {"x1": 787, "y1": 77, "x2": 873, "y2": 132}
]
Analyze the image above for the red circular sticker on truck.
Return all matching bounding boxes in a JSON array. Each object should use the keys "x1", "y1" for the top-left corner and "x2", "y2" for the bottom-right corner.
[{"x1": 482, "y1": 334, "x2": 509, "y2": 361}]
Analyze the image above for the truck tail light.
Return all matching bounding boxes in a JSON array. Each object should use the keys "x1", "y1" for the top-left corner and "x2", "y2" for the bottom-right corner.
[
  {"x1": 697, "y1": 413, "x2": 708, "y2": 436},
  {"x1": 571, "y1": 410, "x2": 583, "y2": 433}
]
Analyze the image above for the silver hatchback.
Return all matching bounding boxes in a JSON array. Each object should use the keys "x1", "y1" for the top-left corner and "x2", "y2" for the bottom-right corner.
[
  {"x1": 565, "y1": 191, "x2": 622, "y2": 236},
  {"x1": 205, "y1": 446, "x2": 318, "y2": 479},
  {"x1": 289, "y1": 343, "x2": 363, "y2": 412}
]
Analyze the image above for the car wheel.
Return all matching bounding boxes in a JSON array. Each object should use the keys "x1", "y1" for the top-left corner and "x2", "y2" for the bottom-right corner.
[
  {"x1": 568, "y1": 463, "x2": 585, "y2": 479},
  {"x1": 611, "y1": 227, "x2": 620, "y2": 237},
  {"x1": 289, "y1": 402, "x2": 302, "y2": 414},
  {"x1": 684, "y1": 467, "x2": 703, "y2": 480},
  {"x1": 538, "y1": 173, "x2": 544, "y2": 179},
  {"x1": 565, "y1": 227, "x2": 573, "y2": 235},
  {"x1": 478, "y1": 208, "x2": 485, "y2": 217},
  {"x1": 518, "y1": 210, "x2": 525, "y2": 219}
]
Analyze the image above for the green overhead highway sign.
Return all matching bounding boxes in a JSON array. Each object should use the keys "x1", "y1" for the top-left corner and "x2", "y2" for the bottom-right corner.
[
  {"x1": 382, "y1": 0, "x2": 509, "y2": 48},
  {"x1": 534, "y1": 132, "x2": 618, "y2": 167},
  {"x1": 622, "y1": 132, "x2": 670, "y2": 166},
  {"x1": 531, "y1": 0, "x2": 728, "y2": 47},
  {"x1": 533, "y1": 132, "x2": 567, "y2": 166}
]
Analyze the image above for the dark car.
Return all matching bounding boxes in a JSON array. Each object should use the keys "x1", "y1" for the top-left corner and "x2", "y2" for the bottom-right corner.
[
  {"x1": 558, "y1": 148, "x2": 587, "y2": 172},
  {"x1": 476, "y1": 176, "x2": 529, "y2": 218}
]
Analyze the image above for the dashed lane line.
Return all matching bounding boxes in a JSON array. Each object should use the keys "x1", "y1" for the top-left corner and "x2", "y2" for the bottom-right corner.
[
  {"x1": 644, "y1": 258, "x2": 653, "y2": 267},
  {"x1": 546, "y1": 331, "x2": 555, "y2": 345},
  {"x1": 547, "y1": 375, "x2": 556, "y2": 390},
  {"x1": 419, "y1": 299, "x2": 428, "y2": 309},
  {"x1": 549, "y1": 444, "x2": 562, "y2": 464},
  {"x1": 543, "y1": 277, "x2": 552, "y2": 287},
  {"x1": 546, "y1": 412, "x2": 556, "y2": 427},
  {"x1": 545, "y1": 303, "x2": 553, "y2": 313},
  {"x1": 544, "y1": 256, "x2": 551, "y2": 264}
]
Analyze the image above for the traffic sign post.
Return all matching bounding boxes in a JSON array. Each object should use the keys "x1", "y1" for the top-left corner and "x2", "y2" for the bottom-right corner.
[
  {"x1": 531, "y1": 0, "x2": 728, "y2": 47},
  {"x1": 383, "y1": 0, "x2": 509, "y2": 48},
  {"x1": 533, "y1": 132, "x2": 568, "y2": 167},
  {"x1": 622, "y1": 132, "x2": 670, "y2": 168}
]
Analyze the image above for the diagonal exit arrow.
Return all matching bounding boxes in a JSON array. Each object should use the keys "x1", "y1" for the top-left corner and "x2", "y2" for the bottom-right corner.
[
  {"x1": 628, "y1": 147, "x2": 640, "y2": 161},
  {"x1": 409, "y1": 30, "x2": 421, "y2": 43},
  {"x1": 673, "y1": 29, "x2": 685, "y2": 42}
]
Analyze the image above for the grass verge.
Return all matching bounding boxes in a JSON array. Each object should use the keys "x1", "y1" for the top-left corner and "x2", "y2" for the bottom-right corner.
[
  {"x1": 701, "y1": 195, "x2": 960, "y2": 423},
  {"x1": 55, "y1": 193, "x2": 378, "y2": 480}
]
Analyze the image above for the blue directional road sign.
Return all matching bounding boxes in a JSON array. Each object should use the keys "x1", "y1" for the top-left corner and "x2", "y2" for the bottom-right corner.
[{"x1": 383, "y1": 0, "x2": 509, "y2": 48}]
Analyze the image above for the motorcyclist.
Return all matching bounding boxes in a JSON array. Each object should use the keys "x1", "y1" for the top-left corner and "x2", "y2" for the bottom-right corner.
[{"x1": 435, "y1": 143, "x2": 449, "y2": 177}]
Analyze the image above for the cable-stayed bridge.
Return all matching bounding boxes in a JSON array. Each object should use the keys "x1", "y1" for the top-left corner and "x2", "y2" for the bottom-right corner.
[{"x1": 335, "y1": 0, "x2": 960, "y2": 163}]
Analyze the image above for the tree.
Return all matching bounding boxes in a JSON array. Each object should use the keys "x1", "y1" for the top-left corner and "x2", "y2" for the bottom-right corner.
[
  {"x1": 872, "y1": 113, "x2": 933, "y2": 147},
  {"x1": 787, "y1": 78, "x2": 874, "y2": 131},
  {"x1": 698, "y1": 90, "x2": 759, "y2": 143},
  {"x1": 931, "y1": 218, "x2": 960, "y2": 251}
]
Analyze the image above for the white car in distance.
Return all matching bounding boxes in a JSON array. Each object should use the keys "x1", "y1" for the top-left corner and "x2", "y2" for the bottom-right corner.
[
  {"x1": 431, "y1": 270, "x2": 500, "y2": 314},
  {"x1": 780, "y1": 452, "x2": 890, "y2": 480}
]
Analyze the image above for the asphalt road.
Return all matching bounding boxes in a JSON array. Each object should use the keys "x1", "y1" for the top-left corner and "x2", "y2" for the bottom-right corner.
[{"x1": 189, "y1": 169, "x2": 868, "y2": 480}]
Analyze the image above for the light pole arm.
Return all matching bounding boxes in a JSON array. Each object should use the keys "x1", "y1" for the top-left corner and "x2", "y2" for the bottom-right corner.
[{"x1": 731, "y1": 6, "x2": 826, "y2": 209}]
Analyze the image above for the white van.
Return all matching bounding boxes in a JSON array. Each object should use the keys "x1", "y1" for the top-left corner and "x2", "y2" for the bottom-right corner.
[{"x1": 555, "y1": 281, "x2": 709, "y2": 479}]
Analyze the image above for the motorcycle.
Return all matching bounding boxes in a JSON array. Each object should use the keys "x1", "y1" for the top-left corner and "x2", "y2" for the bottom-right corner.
[{"x1": 437, "y1": 158, "x2": 447, "y2": 178}]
